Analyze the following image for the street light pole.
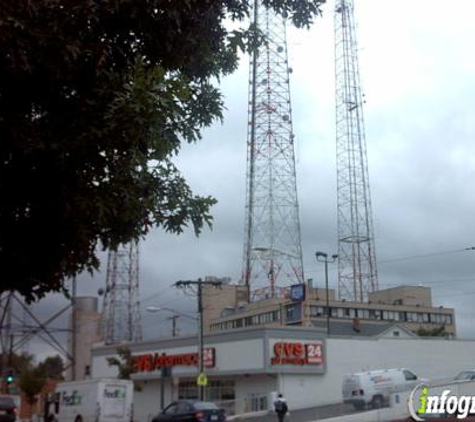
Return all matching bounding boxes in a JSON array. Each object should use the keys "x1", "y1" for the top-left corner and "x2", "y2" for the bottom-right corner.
[{"x1": 315, "y1": 252, "x2": 338, "y2": 336}]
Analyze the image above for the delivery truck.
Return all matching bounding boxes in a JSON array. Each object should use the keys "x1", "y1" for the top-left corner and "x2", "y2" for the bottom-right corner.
[
  {"x1": 50, "y1": 379, "x2": 133, "y2": 422},
  {"x1": 342, "y1": 368, "x2": 421, "y2": 410}
]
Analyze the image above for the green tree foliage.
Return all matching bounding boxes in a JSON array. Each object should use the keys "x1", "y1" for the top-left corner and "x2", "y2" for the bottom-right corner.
[
  {"x1": 106, "y1": 346, "x2": 135, "y2": 380},
  {"x1": 416, "y1": 325, "x2": 446, "y2": 337},
  {"x1": 36, "y1": 355, "x2": 65, "y2": 380},
  {"x1": 11, "y1": 354, "x2": 64, "y2": 404},
  {"x1": 0, "y1": 1, "x2": 324, "y2": 301},
  {"x1": 0, "y1": 352, "x2": 34, "y2": 376},
  {"x1": 18, "y1": 366, "x2": 46, "y2": 406}
]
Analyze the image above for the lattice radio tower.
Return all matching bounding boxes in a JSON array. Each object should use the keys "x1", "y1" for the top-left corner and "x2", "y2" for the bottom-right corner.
[
  {"x1": 102, "y1": 241, "x2": 142, "y2": 344},
  {"x1": 242, "y1": 1, "x2": 304, "y2": 300},
  {"x1": 335, "y1": 0, "x2": 378, "y2": 302}
]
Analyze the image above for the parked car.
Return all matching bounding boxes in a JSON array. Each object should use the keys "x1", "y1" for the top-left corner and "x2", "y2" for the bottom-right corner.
[
  {"x1": 342, "y1": 368, "x2": 421, "y2": 410},
  {"x1": 454, "y1": 370, "x2": 475, "y2": 382},
  {"x1": 0, "y1": 395, "x2": 17, "y2": 422},
  {"x1": 152, "y1": 401, "x2": 226, "y2": 422}
]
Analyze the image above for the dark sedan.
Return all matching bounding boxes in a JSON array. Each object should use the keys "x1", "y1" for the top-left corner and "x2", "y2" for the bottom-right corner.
[
  {"x1": 152, "y1": 401, "x2": 226, "y2": 422},
  {"x1": 0, "y1": 395, "x2": 16, "y2": 422}
]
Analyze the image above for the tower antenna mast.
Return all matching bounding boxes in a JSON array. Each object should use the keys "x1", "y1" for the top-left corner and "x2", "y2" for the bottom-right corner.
[
  {"x1": 242, "y1": 0, "x2": 304, "y2": 300},
  {"x1": 102, "y1": 241, "x2": 142, "y2": 344},
  {"x1": 335, "y1": 0, "x2": 378, "y2": 301}
]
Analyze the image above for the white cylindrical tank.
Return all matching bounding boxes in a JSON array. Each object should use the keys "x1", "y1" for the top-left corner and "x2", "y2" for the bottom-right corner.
[{"x1": 67, "y1": 296, "x2": 101, "y2": 381}]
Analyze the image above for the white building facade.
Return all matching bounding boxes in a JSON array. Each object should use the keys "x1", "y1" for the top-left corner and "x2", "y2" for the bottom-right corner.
[{"x1": 91, "y1": 326, "x2": 475, "y2": 422}]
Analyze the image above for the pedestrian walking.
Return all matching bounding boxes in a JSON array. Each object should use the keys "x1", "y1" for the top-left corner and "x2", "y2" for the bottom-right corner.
[{"x1": 274, "y1": 393, "x2": 289, "y2": 422}]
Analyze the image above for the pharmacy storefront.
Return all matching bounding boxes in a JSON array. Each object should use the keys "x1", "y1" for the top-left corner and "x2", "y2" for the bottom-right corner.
[{"x1": 91, "y1": 327, "x2": 326, "y2": 422}]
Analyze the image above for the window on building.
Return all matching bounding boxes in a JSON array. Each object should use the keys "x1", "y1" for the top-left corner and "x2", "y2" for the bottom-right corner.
[
  {"x1": 178, "y1": 381, "x2": 198, "y2": 400},
  {"x1": 286, "y1": 306, "x2": 295, "y2": 319},
  {"x1": 179, "y1": 380, "x2": 236, "y2": 404},
  {"x1": 430, "y1": 313, "x2": 443, "y2": 324}
]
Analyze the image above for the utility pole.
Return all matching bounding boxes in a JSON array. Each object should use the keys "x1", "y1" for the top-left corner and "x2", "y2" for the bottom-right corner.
[
  {"x1": 174, "y1": 278, "x2": 222, "y2": 401},
  {"x1": 71, "y1": 277, "x2": 77, "y2": 381}
]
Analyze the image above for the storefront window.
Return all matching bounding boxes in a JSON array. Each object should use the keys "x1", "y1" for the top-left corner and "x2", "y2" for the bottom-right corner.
[{"x1": 179, "y1": 380, "x2": 236, "y2": 410}]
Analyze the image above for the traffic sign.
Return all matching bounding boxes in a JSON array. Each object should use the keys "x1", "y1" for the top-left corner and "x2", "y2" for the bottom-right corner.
[{"x1": 196, "y1": 373, "x2": 208, "y2": 386}]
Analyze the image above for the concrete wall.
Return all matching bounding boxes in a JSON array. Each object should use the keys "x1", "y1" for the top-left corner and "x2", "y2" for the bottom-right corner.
[
  {"x1": 369, "y1": 285, "x2": 432, "y2": 307},
  {"x1": 319, "y1": 337, "x2": 475, "y2": 406}
]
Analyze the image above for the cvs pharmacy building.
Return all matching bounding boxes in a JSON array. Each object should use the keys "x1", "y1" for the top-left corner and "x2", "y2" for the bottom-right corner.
[{"x1": 91, "y1": 327, "x2": 326, "y2": 422}]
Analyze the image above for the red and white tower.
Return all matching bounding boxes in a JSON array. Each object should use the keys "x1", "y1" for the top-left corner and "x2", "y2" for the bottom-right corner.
[{"x1": 242, "y1": 1, "x2": 304, "y2": 300}]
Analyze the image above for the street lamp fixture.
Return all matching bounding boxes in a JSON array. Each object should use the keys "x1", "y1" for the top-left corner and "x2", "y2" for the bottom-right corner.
[
  {"x1": 146, "y1": 306, "x2": 198, "y2": 321},
  {"x1": 315, "y1": 251, "x2": 338, "y2": 335}
]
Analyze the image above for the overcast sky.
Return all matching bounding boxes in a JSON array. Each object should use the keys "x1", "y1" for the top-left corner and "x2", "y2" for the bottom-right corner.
[{"x1": 16, "y1": 0, "x2": 475, "y2": 358}]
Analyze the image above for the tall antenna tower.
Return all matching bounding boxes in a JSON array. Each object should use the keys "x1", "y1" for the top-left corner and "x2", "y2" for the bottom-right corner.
[
  {"x1": 334, "y1": 0, "x2": 378, "y2": 302},
  {"x1": 102, "y1": 241, "x2": 142, "y2": 344},
  {"x1": 242, "y1": 1, "x2": 304, "y2": 300}
]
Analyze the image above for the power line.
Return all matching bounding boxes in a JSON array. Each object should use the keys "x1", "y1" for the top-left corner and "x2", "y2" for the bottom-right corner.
[
  {"x1": 305, "y1": 246, "x2": 475, "y2": 274},
  {"x1": 378, "y1": 247, "x2": 475, "y2": 264},
  {"x1": 379, "y1": 277, "x2": 475, "y2": 288}
]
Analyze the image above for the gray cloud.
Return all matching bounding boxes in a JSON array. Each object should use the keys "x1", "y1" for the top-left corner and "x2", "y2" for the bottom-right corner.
[{"x1": 20, "y1": 0, "x2": 475, "y2": 355}]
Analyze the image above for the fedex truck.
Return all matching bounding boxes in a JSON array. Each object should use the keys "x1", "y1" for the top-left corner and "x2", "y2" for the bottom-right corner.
[{"x1": 50, "y1": 379, "x2": 133, "y2": 422}]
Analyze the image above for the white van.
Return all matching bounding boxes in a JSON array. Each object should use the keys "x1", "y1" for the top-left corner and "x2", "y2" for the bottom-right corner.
[
  {"x1": 51, "y1": 379, "x2": 133, "y2": 422},
  {"x1": 342, "y1": 368, "x2": 420, "y2": 410}
]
